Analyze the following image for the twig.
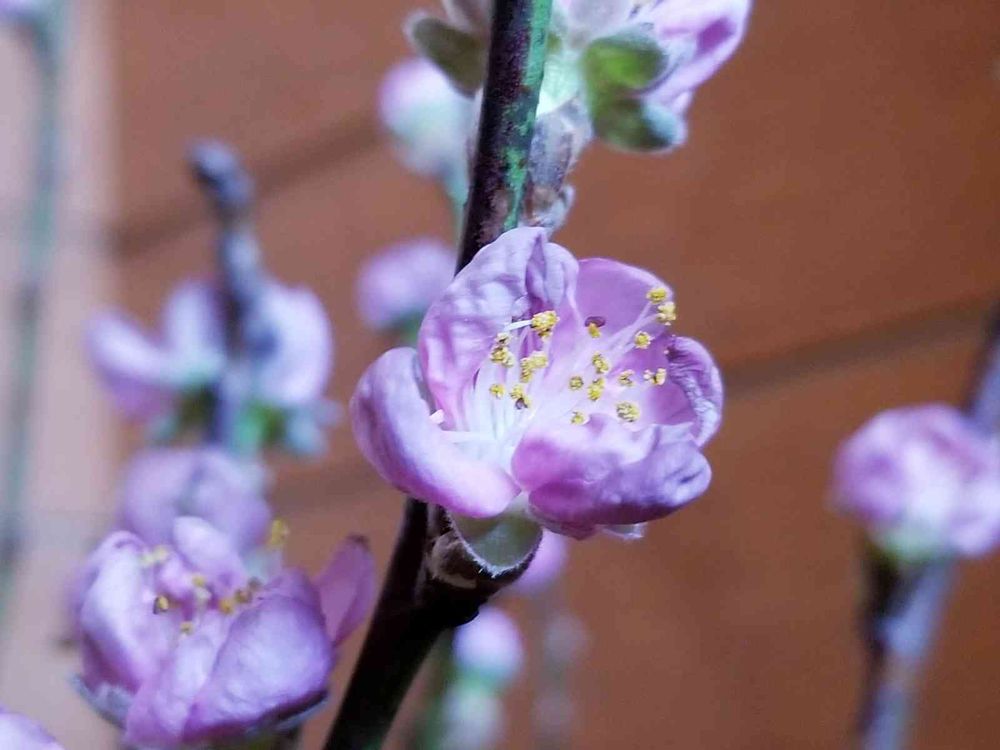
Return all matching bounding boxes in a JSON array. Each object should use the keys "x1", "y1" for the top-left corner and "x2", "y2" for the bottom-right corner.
[
  {"x1": 322, "y1": 2, "x2": 553, "y2": 748},
  {"x1": 0, "y1": 1, "x2": 65, "y2": 655}
]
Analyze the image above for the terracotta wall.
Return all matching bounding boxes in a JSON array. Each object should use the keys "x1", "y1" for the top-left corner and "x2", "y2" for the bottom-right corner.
[{"x1": 115, "y1": 2, "x2": 1000, "y2": 749}]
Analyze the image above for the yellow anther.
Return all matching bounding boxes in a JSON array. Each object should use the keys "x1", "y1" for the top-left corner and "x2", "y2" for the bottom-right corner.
[
  {"x1": 587, "y1": 322, "x2": 602, "y2": 338},
  {"x1": 656, "y1": 301, "x2": 677, "y2": 325},
  {"x1": 496, "y1": 332, "x2": 511, "y2": 344},
  {"x1": 592, "y1": 353, "x2": 611, "y2": 375},
  {"x1": 218, "y1": 597, "x2": 235, "y2": 615},
  {"x1": 490, "y1": 344, "x2": 515, "y2": 367},
  {"x1": 180, "y1": 621, "x2": 194, "y2": 635},
  {"x1": 647, "y1": 287, "x2": 668, "y2": 303},
  {"x1": 268, "y1": 519, "x2": 290, "y2": 550},
  {"x1": 616, "y1": 401, "x2": 641, "y2": 423},
  {"x1": 587, "y1": 378, "x2": 606, "y2": 402},
  {"x1": 489, "y1": 383, "x2": 506, "y2": 399},
  {"x1": 510, "y1": 384, "x2": 532, "y2": 410},
  {"x1": 634, "y1": 331, "x2": 652, "y2": 349},
  {"x1": 569, "y1": 375, "x2": 584, "y2": 391},
  {"x1": 642, "y1": 367, "x2": 668, "y2": 386},
  {"x1": 191, "y1": 573, "x2": 207, "y2": 589},
  {"x1": 519, "y1": 351, "x2": 549, "y2": 383},
  {"x1": 153, "y1": 595, "x2": 170, "y2": 614},
  {"x1": 235, "y1": 588, "x2": 252, "y2": 605},
  {"x1": 571, "y1": 411, "x2": 587, "y2": 425},
  {"x1": 617, "y1": 370, "x2": 636, "y2": 387},
  {"x1": 530, "y1": 310, "x2": 559, "y2": 339}
]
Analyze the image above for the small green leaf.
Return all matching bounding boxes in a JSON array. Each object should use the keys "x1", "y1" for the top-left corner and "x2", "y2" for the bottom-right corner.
[
  {"x1": 591, "y1": 96, "x2": 686, "y2": 153},
  {"x1": 583, "y1": 28, "x2": 670, "y2": 94},
  {"x1": 407, "y1": 15, "x2": 487, "y2": 95},
  {"x1": 453, "y1": 513, "x2": 543, "y2": 571}
]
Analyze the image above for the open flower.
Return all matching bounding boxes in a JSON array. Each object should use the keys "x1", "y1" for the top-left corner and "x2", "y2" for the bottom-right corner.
[
  {"x1": 357, "y1": 238, "x2": 456, "y2": 336},
  {"x1": 351, "y1": 227, "x2": 722, "y2": 539},
  {"x1": 116, "y1": 448, "x2": 271, "y2": 555},
  {"x1": 0, "y1": 708, "x2": 65, "y2": 750},
  {"x1": 73, "y1": 521, "x2": 374, "y2": 748},
  {"x1": 833, "y1": 404, "x2": 1000, "y2": 560},
  {"x1": 88, "y1": 278, "x2": 333, "y2": 421}
]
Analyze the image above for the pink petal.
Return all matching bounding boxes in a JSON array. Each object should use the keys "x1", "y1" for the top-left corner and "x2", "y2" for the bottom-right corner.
[
  {"x1": 162, "y1": 280, "x2": 224, "y2": 363},
  {"x1": 315, "y1": 536, "x2": 376, "y2": 646},
  {"x1": 182, "y1": 596, "x2": 332, "y2": 742},
  {"x1": 350, "y1": 347, "x2": 519, "y2": 517},
  {"x1": 513, "y1": 414, "x2": 711, "y2": 534},
  {"x1": 171, "y1": 517, "x2": 249, "y2": 596},
  {"x1": 418, "y1": 227, "x2": 578, "y2": 421},
  {"x1": 574, "y1": 257, "x2": 670, "y2": 337}
]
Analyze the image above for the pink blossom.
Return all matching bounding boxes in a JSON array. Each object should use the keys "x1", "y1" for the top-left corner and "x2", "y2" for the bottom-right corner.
[
  {"x1": 86, "y1": 281, "x2": 225, "y2": 420},
  {"x1": 454, "y1": 607, "x2": 524, "y2": 686},
  {"x1": 833, "y1": 404, "x2": 1000, "y2": 560},
  {"x1": 87, "y1": 278, "x2": 332, "y2": 419},
  {"x1": 73, "y1": 523, "x2": 374, "y2": 747},
  {"x1": 562, "y1": 0, "x2": 752, "y2": 110},
  {"x1": 116, "y1": 448, "x2": 271, "y2": 555},
  {"x1": 351, "y1": 227, "x2": 722, "y2": 539},
  {"x1": 378, "y1": 57, "x2": 473, "y2": 183},
  {"x1": 356, "y1": 238, "x2": 456, "y2": 333},
  {"x1": 0, "y1": 708, "x2": 65, "y2": 750}
]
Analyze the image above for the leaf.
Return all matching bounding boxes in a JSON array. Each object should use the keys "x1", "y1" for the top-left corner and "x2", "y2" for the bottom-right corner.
[
  {"x1": 407, "y1": 14, "x2": 487, "y2": 95},
  {"x1": 583, "y1": 28, "x2": 670, "y2": 94},
  {"x1": 591, "y1": 96, "x2": 687, "y2": 153}
]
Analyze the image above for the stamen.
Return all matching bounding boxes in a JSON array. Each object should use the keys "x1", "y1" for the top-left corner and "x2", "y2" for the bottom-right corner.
[
  {"x1": 569, "y1": 375, "x2": 584, "y2": 391},
  {"x1": 141, "y1": 545, "x2": 171, "y2": 568},
  {"x1": 634, "y1": 331, "x2": 652, "y2": 349},
  {"x1": 235, "y1": 588, "x2": 252, "y2": 605},
  {"x1": 180, "y1": 621, "x2": 194, "y2": 635},
  {"x1": 153, "y1": 595, "x2": 171, "y2": 614},
  {"x1": 519, "y1": 351, "x2": 549, "y2": 383},
  {"x1": 587, "y1": 378, "x2": 606, "y2": 402},
  {"x1": 489, "y1": 383, "x2": 506, "y2": 399},
  {"x1": 643, "y1": 368, "x2": 668, "y2": 386},
  {"x1": 510, "y1": 384, "x2": 532, "y2": 410},
  {"x1": 191, "y1": 573, "x2": 207, "y2": 589},
  {"x1": 218, "y1": 597, "x2": 235, "y2": 615},
  {"x1": 616, "y1": 401, "x2": 641, "y2": 423},
  {"x1": 647, "y1": 287, "x2": 668, "y2": 303},
  {"x1": 617, "y1": 370, "x2": 636, "y2": 387},
  {"x1": 268, "y1": 519, "x2": 290, "y2": 550},
  {"x1": 592, "y1": 353, "x2": 610, "y2": 375},
  {"x1": 530, "y1": 310, "x2": 559, "y2": 339},
  {"x1": 585, "y1": 316, "x2": 606, "y2": 339},
  {"x1": 571, "y1": 411, "x2": 587, "y2": 425},
  {"x1": 656, "y1": 301, "x2": 677, "y2": 325}
]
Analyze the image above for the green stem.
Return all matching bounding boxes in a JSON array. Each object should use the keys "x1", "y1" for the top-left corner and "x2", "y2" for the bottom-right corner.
[
  {"x1": 322, "y1": 3, "x2": 552, "y2": 748},
  {"x1": 0, "y1": 2, "x2": 65, "y2": 650}
]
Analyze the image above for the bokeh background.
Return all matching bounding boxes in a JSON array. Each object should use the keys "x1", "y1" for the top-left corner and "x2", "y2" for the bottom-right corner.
[{"x1": 1, "y1": 1, "x2": 999, "y2": 748}]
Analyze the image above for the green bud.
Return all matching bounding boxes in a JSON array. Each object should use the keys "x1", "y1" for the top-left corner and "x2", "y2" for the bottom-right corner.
[
  {"x1": 583, "y1": 29, "x2": 670, "y2": 94},
  {"x1": 590, "y1": 97, "x2": 686, "y2": 153}
]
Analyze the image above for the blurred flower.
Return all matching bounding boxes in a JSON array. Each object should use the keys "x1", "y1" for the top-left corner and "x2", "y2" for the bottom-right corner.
[
  {"x1": 509, "y1": 530, "x2": 568, "y2": 595},
  {"x1": 833, "y1": 404, "x2": 1000, "y2": 561},
  {"x1": 0, "y1": 708, "x2": 65, "y2": 750},
  {"x1": 88, "y1": 278, "x2": 333, "y2": 420},
  {"x1": 73, "y1": 523, "x2": 374, "y2": 748},
  {"x1": 87, "y1": 281, "x2": 225, "y2": 421},
  {"x1": 379, "y1": 57, "x2": 473, "y2": 190},
  {"x1": 454, "y1": 607, "x2": 524, "y2": 687},
  {"x1": 351, "y1": 227, "x2": 722, "y2": 540},
  {"x1": 356, "y1": 238, "x2": 455, "y2": 336},
  {"x1": 116, "y1": 448, "x2": 270, "y2": 555},
  {"x1": 409, "y1": 0, "x2": 751, "y2": 154}
]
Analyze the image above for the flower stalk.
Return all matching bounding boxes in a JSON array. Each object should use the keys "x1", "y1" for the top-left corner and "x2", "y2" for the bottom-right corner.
[
  {"x1": 323, "y1": 2, "x2": 553, "y2": 748},
  {"x1": 856, "y1": 306, "x2": 1000, "y2": 750},
  {"x1": 0, "y1": 0, "x2": 65, "y2": 651}
]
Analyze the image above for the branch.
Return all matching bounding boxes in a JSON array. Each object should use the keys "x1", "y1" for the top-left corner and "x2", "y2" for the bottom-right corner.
[{"x1": 322, "y1": 2, "x2": 553, "y2": 747}]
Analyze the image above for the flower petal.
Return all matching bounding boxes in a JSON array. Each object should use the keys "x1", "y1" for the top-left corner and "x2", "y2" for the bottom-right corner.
[
  {"x1": 351, "y1": 347, "x2": 519, "y2": 517},
  {"x1": 162, "y1": 280, "x2": 225, "y2": 368},
  {"x1": 574, "y1": 257, "x2": 670, "y2": 337},
  {"x1": 315, "y1": 536, "x2": 376, "y2": 646},
  {"x1": 418, "y1": 227, "x2": 578, "y2": 420},
  {"x1": 171, "y1": 517, "x2": 249, "y2": 597},
  {"x1": 182, "y1": 596, "x2": 332, "y2": 743},
  {"x1": 513, "y1": 414, "x2": 711, "y2": 534}
]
